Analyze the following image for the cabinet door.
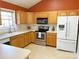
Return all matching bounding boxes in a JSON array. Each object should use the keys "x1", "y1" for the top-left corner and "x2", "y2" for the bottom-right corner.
[
  {"x1": 34, "y1": 12, "x2": 48, "y2": 24},
  {"x1": 27, "y1": 12, "x2": 34, "y2": 24},
  {"x1": 16, "y1": 11, "x2": 27, "y2": 24},
  {"x1": 47, "y1": 33, "x2": 57, "y2": 47},
  {"x1": 58, "y1": 11, "x2": 67, "y2": 16},
  {"x1": 68, "y1": 10, "x2": 77, "y2": 16},
  {"x1": 35, "y1": 12, "x2": 48, "y2": 18},
  {"x1": 10, "y1": 34, "x2": 25, "y2": 48},
  {"x1": 25, "y1": 33, "x2": 29, "y2": 45},
  {"x1": 28, "y1": 32, "x2": 31, "y2": 44},
  {"x1": 77, "y1": 10, "x2": 79, "y2": 16},
  {"x1": 18, "y1": 34, "x2": 25, "y2": 48},
  {"x1": 0, "y1": 11, "x2": 1, "y2": 25},
  {"x1": 30, "y1": 32, "x2": 35, "y2": 43},
  {"x1": 48, "y1": 11, "x2": 57, "y2": 24},
  {"x1": 10, "y1": 36, "x2": 19, "y2": 47}
]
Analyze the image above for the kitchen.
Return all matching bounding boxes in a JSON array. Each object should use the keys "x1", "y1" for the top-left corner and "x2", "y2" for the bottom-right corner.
[{"x1": 0, "y1": 0, "x2": 79, "y2": 59}]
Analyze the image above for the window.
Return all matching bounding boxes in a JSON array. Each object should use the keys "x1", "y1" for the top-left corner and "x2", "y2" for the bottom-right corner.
[{"x1": 0, "y1": 8, "x2": 16, "y2": 28}]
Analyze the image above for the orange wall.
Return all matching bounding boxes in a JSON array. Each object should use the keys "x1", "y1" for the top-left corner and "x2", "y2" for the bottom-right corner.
[
  {"x1": 29, "y1": 0, "x2": 79, "y2": 12},
  {"x1": 0, "y1": 0, "x2": 28, "y2": 11}
]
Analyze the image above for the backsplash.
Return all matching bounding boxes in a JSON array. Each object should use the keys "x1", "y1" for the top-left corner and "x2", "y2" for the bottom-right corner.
[
  {"x1": 0, "y1": 27, "x2": 9, "y2": 34},
  {"x1": 0, "y1": 24, "x2": 17, "y2": 34},
  {"x1": 29, "y1": 24, "x2": 57, "y2": 31},
  {"x1": 49, "y1": 25, "x2": 57, "y2": 31},
  {"x1": 0, "y1": 24, "x2": 57, "y2": 34},
  {"x1": 15, "y1": 24, "x2": 27, "y2": 31},
  {"x1": 0, "y1": 24, "x2": 27, "y2": 34}
]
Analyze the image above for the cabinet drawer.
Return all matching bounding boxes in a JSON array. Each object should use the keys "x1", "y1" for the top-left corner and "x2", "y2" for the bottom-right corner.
[
  {"x1": 47, "y1": 36, "x2": 56, "y2": 38},
  {"x1": 47, "y1": 33, "x2": 56, "y2": 35}
]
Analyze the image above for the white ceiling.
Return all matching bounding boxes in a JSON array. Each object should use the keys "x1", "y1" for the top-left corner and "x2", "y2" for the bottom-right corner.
[{"x1": 3, "y1": 0, "x2": 42, "y2": 9}]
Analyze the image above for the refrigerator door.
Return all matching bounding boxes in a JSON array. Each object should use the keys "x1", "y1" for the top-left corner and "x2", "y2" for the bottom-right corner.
[
  {"x1": 76, "y1": 20, "x2": 79, "y2": 53},
  {"x1": 77, "y1": 35, "x2": 79, "y2": 53},
  {"x1": 57, "y1": 39, "x2": 76, "y2": 52},
  {"x1": 57, "y1": 16, "x2": 67, "y2": 39},
  {"x1": 76, "y1": 20, "x2": 79, "y2": 59},
  {"x1": 67, "y1": 16, "x2": 78, "y2": 41}
]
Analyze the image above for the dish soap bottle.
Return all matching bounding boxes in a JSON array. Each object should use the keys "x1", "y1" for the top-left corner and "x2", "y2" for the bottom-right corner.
[{"x1": 52, "y1": 26, "x2": 55, "y2": 31}]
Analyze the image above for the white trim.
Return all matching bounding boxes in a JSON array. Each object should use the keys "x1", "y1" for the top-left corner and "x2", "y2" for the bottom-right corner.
[
  {"x1": 0, "y1": 8, "x2": 16, "y2": 32},
  {"x1": 0, "y1": 8, "x2": 15, "y2": 13}
]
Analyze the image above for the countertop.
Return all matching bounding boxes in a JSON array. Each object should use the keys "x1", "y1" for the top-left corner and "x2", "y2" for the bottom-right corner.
[
  {"x1": 0, "y1": 43, "x2": 31, "y2": 59},
  {"x1": 0, "y1": 30, "x2": 35, "y2": 40},
  {"x1": 0, "y1": 30, "x2": 57, "y2": 40},
  {"x1": 47, "y1": 31, "x2": 57, "y2": 33}
]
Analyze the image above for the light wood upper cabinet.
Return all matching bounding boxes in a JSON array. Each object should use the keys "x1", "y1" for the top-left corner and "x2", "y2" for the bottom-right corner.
[
  {"x1": 34, "y1": 12, "x2": 48, "y2": 18},
  {"x1": 15, "y1": 10, "x2": 79, "y2": 25},
  {"x1": 67, "y1": 10, "x2": 77, "y2": 16},
  {"x1": 46, "y1": 33, "x2": 57, "y2": 47},
  {"x1": 58, "y1": 10, "x2": 77, "y2": 16},
  {"x1": 16, "y1": 10, "x2": 27, "y2": 24},
  {"x1": 0, "y1": 11, "x2": 1, "y2": 25},
  {"x1": 77, "y1": 10, "x2": 79, "y2": 16},
  {"x1": 26, "y1": 12, "x2": 35, "y2": 24},
  {"x1": 58, "y1": 11, "x2": 67, "y2": 16},
  {"x1": 48, "y1": 11, "x2": 57, "y2": 24},
  {"x1": 34, "y1": 12, "x2": 48, "y2": 24}
]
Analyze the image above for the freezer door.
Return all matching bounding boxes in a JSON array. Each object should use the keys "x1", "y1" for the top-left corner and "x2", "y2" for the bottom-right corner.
[
  {"x1": 57, "y1": 39, "x2": 76, "y2": 52},
  {"x1": 57, "y1": 16, "x2": 67, "y2": 39},
  {"x1": 67, "y1": 16, "x2": 78, "y2": 41}
]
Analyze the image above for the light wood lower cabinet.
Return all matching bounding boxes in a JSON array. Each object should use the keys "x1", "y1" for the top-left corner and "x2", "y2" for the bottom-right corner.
[
  {"x1": 10, "y1": 31, "x2": 57, "y2": 47},
  {"x1": 30, "y1": 31, "x2": 35, "y2": 43},
  {"x1": 10, "y1": 31, "x2": 35, "y2": 48},
  {"x1": 24, "y1": 33, "x2": 29, "y2": 46},
  {"x1": 25, "y1": 32, "x2": 31, "y2": 45},
  {"x1": 10, "y1": 34, "x2": 25, "y2": 48},
  {"x1": 46, "y1": 33, "x2": 57, "y2": 47}
]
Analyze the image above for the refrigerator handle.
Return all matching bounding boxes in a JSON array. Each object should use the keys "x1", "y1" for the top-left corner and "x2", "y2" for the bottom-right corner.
[
  {"x1": 68, "y1": 21, "x2": 70, "y2": 37},
  {"x1": 66, "y1": 22, "x2": 68, "y2": 38}
]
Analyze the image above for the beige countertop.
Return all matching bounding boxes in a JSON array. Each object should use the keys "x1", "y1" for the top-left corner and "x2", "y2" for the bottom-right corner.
[
  {"x1": 0, "y1": 30, "x2": 35, "y2": 40},
  {"x1": 47, "y1": 31, "x2": 57, "y2": 33},
  {"x1": 0, "y1": 43, "x2": 31, "y2": 59}
]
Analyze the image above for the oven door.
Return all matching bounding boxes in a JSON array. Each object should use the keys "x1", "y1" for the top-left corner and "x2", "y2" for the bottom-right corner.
[
  {"x1": 36, "y1": 32, "x2": 45, "y2": 40},
  {"x1": 36, "y1": 32, "x2": 43, "y2": 39},
  {"x1": 35, "y1": 32, "x2": 46, "y2": 45}
]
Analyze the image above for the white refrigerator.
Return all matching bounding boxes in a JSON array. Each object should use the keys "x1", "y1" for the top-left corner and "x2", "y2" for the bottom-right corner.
[
  {"x1": 57, "y1": 16, "x2": 78, "y2": 52},
  {"x1": 76, "y1": 21, "x2": 79, "y2": 59}
]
